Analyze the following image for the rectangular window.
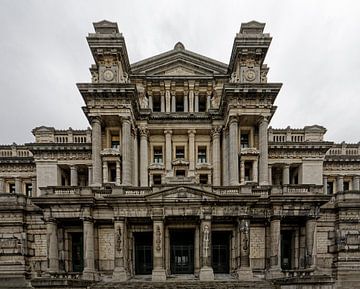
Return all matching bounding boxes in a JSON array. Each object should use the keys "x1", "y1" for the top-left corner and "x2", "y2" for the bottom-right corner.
[
  {"x1": 175, "y1": 146, "x2": 185, "y2": 159},
  {"x1": 109, "y1": 163, "x2": 116, "y2": 182},
  {"x1": 25, "y1": 183, "x2": 32, "y2": 197},
  {"x1": 197, "y1": 146, "x2": 207, "y2": 163},
  {"x1": 199, "y1": 174, "x2": 208, "y2": 184},
  {"x1": 344, "y1": 181, "x2": 350, "y2": 191},
  {"x1": 241, "y1": 133, "x2": 250, "y2": 148},
  {"x1": 199, "y1": 95, "x2": 206, "y2": 112},
  {"x1": 153, "y1": 174, "x2": 162, "y2": 185},
  {"x1": 327, "y1": 181, "x2": 334, "y2": 194},
  {"x1": 9, "y1": 183, "x2": 15, "y2": 193},
  {"x1": 111, "y1": 135, "x2": 120, "y2": 149},
  {"x1": 153, "y1": 146, "x2": 163, "y2": 164},
  {"x1": 176, "y1": 170, "x2": 186, "y2": 177},
  {"x1": 153, "y1": 95, "x2": 161, "y2": 112},
  {"x1": 176, "y1": 95, "x2": 184, "y2": 112}
]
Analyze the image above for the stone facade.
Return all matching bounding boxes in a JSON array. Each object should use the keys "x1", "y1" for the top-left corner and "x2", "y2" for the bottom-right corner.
[{"x1": 0, "y1": 20, "x2": 359, "y2": 289}]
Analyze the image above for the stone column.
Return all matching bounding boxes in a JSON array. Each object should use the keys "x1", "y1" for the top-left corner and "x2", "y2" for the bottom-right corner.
[
  {"x1": 259, "y1": 117, "x2": 269, "y2": 186},
  {"x1": 31, "y1": 177, "x2": 37, "y2": 197},
  {"x1": 188, "y1": 130, "x2": 196, "y2": 177},
  {"x1": 222, "y1": 128, "x2": 229, "y2": 186},
  {"x1": 88, "y1": 166, "x2": 93, "y2": 186},
  {"x1": 148, "y1": 94, "x2": 153, "y2": 111},
  {"x1": 189, "y1": 90, "x2": 194, "y2": 112},
  {"x1": 240, "y1": 160, "x2": 245, "y2": 184},
  {"x1": 237, "y1": 219, "x2": 253, "y2": 280},
  {"x1": 212, "y1": 127, "x2": 221, "y2": 186},
  {"x1": 268, "y1": 165, "x2": 272, "y2": 185},
  {"x1": 171, "y1": 93, "x2": 176, "y2": 112},
  {"x1": 199, "y1": 217, "x2": 214, "y2": 281},
  {"x1": 91, "y1": 118, "x2": 102, "y2": 186},
  {"x1": 116, "y1": 161, "x2": 121, "y2": 185},
  {"x1": 83, "y1": 218, "x2": 95, "y2": 280},
  {"x1": 337, "y1": 175, "x2": 344, "y2": 192},
  {"x1": 165, "y1": 90, "x2": 171, "y2": 113},
  {"x1": 323, "y1": 176, "x2": 328, "y2": 194},
  {"x1": 15, "y1": 177, "x2": 22, "y2": 194},
  {"x1": 194, "y1": 92, "x2": 199, "y2": 112},
  {"x1": 139, "y1": 127, "x2": 149, "y2": 187},
  {"x1": 252, "y1": 160, "x2": 258, "y2": 183},
  {"x1": 164, "y1": 130, "x2": 173, "y2": 176},
  {"x1": 184, "y1": 93, "x2": 188, "y2": 112},
  {"x1": 268, "y1": 217, "x2": 282, "y2": 277},
  {"x1": 122, "y1": 118, "x2": 131, "y2": 185},
  {"x1": 102, "y1": 161, "x2": 108, "y2": 183},
  {"x1": 47, "y1": 219, "x2": 59, "y2": 273},
  {"x1": 353, "y1": 175, "x2": 360, "y2": 190},
  {"x1": 282, "y1": 164, "x2": 290, "y2": 185},
  {"x1": 133, "y1": 128, "x2": 138, "y2": 186},
  {"x1": 113, "y1": 218, "x2": 128, "y2": 281},
  {"x1": 206, "y1": 92, "x2": 211, "y2": 111},
  {"x1": 70, "y1": 165, "x2": 78, "y2": 186},
  {"x1": 160, "y1": 92, "x2": 165, "y2": 112},
  {"x1": 229, "y1": 117, "x2": 239, "y2": 185},
  {"x1": 152, "y1": 217, "x2": 166, "y2": 281},
  {"x1": 0, "y1": 178, "x2": 4, "y2": 193},
  {"x1": 305, "y1": 218, "x2": 317, "y2": 269}
]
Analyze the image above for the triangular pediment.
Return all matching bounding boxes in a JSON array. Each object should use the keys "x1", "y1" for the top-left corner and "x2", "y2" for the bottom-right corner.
[
  {"x1": 131, "y1": 44, "x2": 228, "y2": 76},
  {"x1": 146, "y1": 186, "x2": 218, "y2": 201}
]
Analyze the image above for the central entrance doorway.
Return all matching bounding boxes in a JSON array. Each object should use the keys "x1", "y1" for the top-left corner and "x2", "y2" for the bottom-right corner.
[
  {"x1": 70, "y1": 232, "x2": 83, "y2": 272},
  {"x1": 281, "y1": 230, "x2": 293, "y2": 270},
  {"x1": 170, "y1": 230, "x2": 194, "y2": 274},
  {"x1": 212, "y1": 231, "x2": 230, "y2": 273},
  {"x1": 134, "y1": 232, "x2": 153, "y2": 275}
]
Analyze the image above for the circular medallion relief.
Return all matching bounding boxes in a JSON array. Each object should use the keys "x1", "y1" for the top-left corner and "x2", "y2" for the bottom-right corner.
[
  {"x1": 245, "y1": 69, "x2": 256, "y2": 82},
  {"x1": 103, "y1": 69, "x2": 114, "y2": 81}
]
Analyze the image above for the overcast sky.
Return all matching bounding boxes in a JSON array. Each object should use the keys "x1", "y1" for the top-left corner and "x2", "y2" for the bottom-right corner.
[{"x1": 0, "y1": 0, "x2": 359, "y2": 144}]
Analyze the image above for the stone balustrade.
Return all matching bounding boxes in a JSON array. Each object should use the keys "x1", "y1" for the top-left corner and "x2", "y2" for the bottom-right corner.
[
  {"x1": 271, "y1": 185, "x2": 323, "y2": 195},
  {"x1": 0, "y1": 145, "x2": 33, "y2": 157},
  {"x1": 269, "y1": 125, "x2": 326, "y2": 143},
  {"x1": 327, "y1": 143, "x2": 360, "y2": 156},
  {"x1": 32, "y1": 126, "x2": 91, "y2": 144}
]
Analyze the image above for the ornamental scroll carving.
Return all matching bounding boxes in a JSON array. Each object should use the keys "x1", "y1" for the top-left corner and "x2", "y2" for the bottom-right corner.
[
  {"x1": 115, "y1": 226, "x2": 122, "y2": 253},
  {"x1": 155, "y1": 225, "x2": 161, "y2": 252}
]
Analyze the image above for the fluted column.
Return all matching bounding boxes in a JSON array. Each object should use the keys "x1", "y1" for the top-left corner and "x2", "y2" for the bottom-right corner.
[
  {"x1": 164, "y1": 130, "x2": 173, "y2": 176},
  {"x1": 116, "y1": 161, "x2": 121, "y2": 185},
  {"x1": 269, "y1": 217, "x2": 281, "y2": 272},
  {"x1": 102, "y1": 161, "x2": 108, "y2": 183},
  {"x1": 199, "y1": 217, "x2": 214, "y2": 281},
  {"x1": 113, "y1": 218, "x2": 128, "y2": 281},
  {"x1": 237, "y1": 218, "x2": 253, "y2": 280},
  {"x1": 229, "y1": 117, "x2": 239, "y2": 185},
  {"x1": 152, "y1": 217, "x2": 166, "y2": 281},
  {"x1": 139, "y1": 127, "x2": 149, "y2": 186},
  {"x1": 83, "y1": 218, "x2": 95, "y2": 279},
  {"x1": 337, "y1": 175, "x2": 344, "y2": 192},
  {"x1": 194, "y1": 92, "x2": 199, "y2": 112},
  {"x1": 15, "y1": 177, "x2": 22, "y2": 194},
  {"x1": 305, "y1": 218, "x2": 317, "y2": 269},
  {"x1": 282, "y1": 164, "x2": 290, "y2": 185},
  {"x1": 189, "y1": 90, "x2": 194, "y2": 112},
  {"x1": 259, "y1": 117, "x2": 269, "y2": 186},
  {"x1": 91, "y1": 118, "x2": 102, "y2": 186},
  {"x1": 165, "y1": 89, "x2": 171, "y2": 112},
  {"x1": 188, "y1": 130, "x2": 196, "y2": 177},
  {"x1": 0, "y1": 178, "x2": 4, "y2": 193},
  {"x1": 206, "y1": 92, "x2": 211, "y2": 111},
  {"x1": 122, "y1": 118, "x2": 131, "y2": 185},
  {"x1": 240, "y1": 160, "x2": 245, "y2": 184},
  {"x1": 70, "y1": 165, "x2": 78, "y2": 186},
  {"x1": 171, "y1": 93, "x2": 176, "y2": 112},
  {"x1": 222, "y1": 128, "x2": 229, "y2": 185},
  {"x1": 132, "y1": 128, "x2": 138, "y2": 186},
  {"x1": 184, "y1": 93, "x2": 188, "y2": 112},
  {"x1": 47, "y1": 219, "x2": 58, "y2": 273},
  {"x1": 160, "y1": 92, "x2": 165, "y2": 112},
  {"x1": 148, "y1": 94, "x2": 153, "y2": 111},
  {"x1": 88, "y1": 166, "x2": 93, "y2": 186},
  {"x1": 268, "y1": 165, "x2": 272, "y2": 185},
  {"x1": 353, "y1": 175, "x2": 360, "y2": 190},
  {"x1": 252, "y1": 160, "x2": 258, "y2": 183},
  {"x1": 323, "y1": 176, "x2": 328, "y2": 194},
  {"x1": 31, "y1": 177, "x2": 37, "y2": 197},
  {"x1": 211, "y1": 127, "x2": 221, "y2": 186}
]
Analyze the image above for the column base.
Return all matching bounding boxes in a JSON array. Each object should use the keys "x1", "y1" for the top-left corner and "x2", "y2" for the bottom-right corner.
[
  {"x1": 265, "y1": 267, "x2": 283, "y2": 279},
  {"x1": 236, "y1": 267, "x2": 253, "y2": 281},
  {"x1": 82, "y1": 270, "x2": 97, "y2": 281},
  {"x1": 152, "y1": 268, "x2": 166, "y2": 281},
  {"x1": 112, "y1": 267, "x2": 129, "y2": 282},
  {"x1": 199, "y1": 266, "x2": 214, "y2": 281}
]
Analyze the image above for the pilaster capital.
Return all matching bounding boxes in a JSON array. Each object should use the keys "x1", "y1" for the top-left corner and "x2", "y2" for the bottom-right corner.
[
  {"x1": 188, "y1": 129, "x2": 196, "y2": 136},
  {"x1": 139, "y1": 126, "x2": 149, "y2": 138},
  {"x1": 259, "y1": 116, "x2": 269, "y2": 125},
  {"x1": 164, "y1": 129, "x2": 173, "y2": 136},
  {"x1": 90, "y1": 116, "x2": 102, "y2": 126},
  {"x1": 229, "y1": 116, "x2": 238, "y2": 125},
  {"x1": 211, "y1": 126, "x2": 222, "y2": 138},
  {"x1": 70, "y1": 165, "x2": 78, "y2": 170},
  {"x1": 121, "y1": 116, "x2": 131, "y2": 125}
]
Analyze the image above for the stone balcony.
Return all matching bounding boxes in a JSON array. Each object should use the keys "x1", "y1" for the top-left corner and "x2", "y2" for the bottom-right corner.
[{"x1": 100, "y1": 147, "x2": 121, "y2": 156}]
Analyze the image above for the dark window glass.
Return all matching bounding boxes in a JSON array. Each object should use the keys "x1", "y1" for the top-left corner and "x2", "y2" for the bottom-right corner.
[
  {"x1": 199, "y1": 95, "x2": 206, "y2": 112},
  {"x1": 176, "y1": 170, "x2": 186, "y2": 177},
  {"x1": 153, "y1": 174, "x2": 162, "y2": 185},
  {"x1": 344, "y1": 181, "x2": 350, "y2": 191},
  {"x1": 241, "y1": 133, "x2": 249, "y2": 148},
  {"x1": 199, "y1": 174, "x2": 208, "y2": 184},
  {"x1": 176, "y1": 95, "x2": 184, "y2": 112},
  {"x1": 9, "y1": 183, "x2": 15, "y2": 193},
  {"x1": 25, "y1": 183, "x2": 32, "y2": 197},
  {"x1": 153, "y1": 146, "x2": 163, "y2": 163},
  {"x1": 176, "y1": 146, "x2": 185, "y2": 159},
  {"x1": 153, "y1": 95, "x2": 161, "y2": 112},
  {"x1": 197, "y1": 146, "x2": 207, "y2": 163}
]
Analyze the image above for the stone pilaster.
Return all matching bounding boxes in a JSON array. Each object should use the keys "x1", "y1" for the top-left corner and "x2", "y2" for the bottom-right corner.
[
  {"x1": 222, "y1": 128, "x2": 229, "y2": 186},
  {"x1": 121, "y1": 117, "x2": 131, "y2": 185},
  {"x1": 259, "y1": 117, "x2": 269, "y2": 186},
  {"x1": 139, "y1": 127, "x2": 149, "y2": 187},
  {"x1": 116, "y1": 161, "x2": 121, "y2": 185},
  {"x1": 171, "y1": 93, "x2": 176, "y2": 112},
  {"x1": 83, "y1": 217, "x2": 96, "y2": 280},
  {"x1": 199, "y1": 217, "x2": 214, "y2": 281},
  {"x1": 211, "y1": 126, "x2": 221, "y2": 186},
  {"x1": 229, "y1": 117, "x2": 239, "y2": 185},
  {"x1": 165, "y1": 90, "x2": 171, "y2": 112},
  {"x1": 240, "y1": 160, "x2": 245, "y2": 184},
  {"x1": 267, "y1": 217, "x2": 282, "y2": 278},
  {"x1": 305, "y1": 218, "x2": 317, "y2": 269},
  {"x1": 148, "y1": 94, "x2": 153, "y2": 111},
  {"x1": 164, "y1": 130, "x2": 173, "y2": 176},
  {"x1": 184, "y1": 93, "x2": 188, "y2": 112},
  {"x1": 337, "y1": 175, "x2": 344, "y2": 192},
  {"x1": 133, "y1": 128, "x2": 138, "y2": 186},
  {"x1": 353, "y1": 175, "x2": 360, "y2": 190},
  {"x1": 282, "y1": 164, "x2": 290, "y2": 185},
  {"x1": 15, "y1": 177, "x2": 22, "y2": 194},
  {"x1": 188, "y1": 129, "x2": 196, "y2": 177},
  {"x1": 70, "y1": 165, "x2": 78, "y2": 186},
  {"x1": 31, "y1": 177, "x2": 37, "y2": 197},
  {"x1": 102, "y1": 161, "x2": 108, "y2": 183},
  {"x1": 160, "y1": 91, "x2": 165, "y2": 112},
  {"x1": 88, "y1": 166, "x2": 93, "y2": 186},
  {"x1": 0, "y1": 177, "x2": 4, "y2": 193},
  {"x1": 194, "y1": 92, "x2": 199, "y2": 112},
  {"x1": 113, "y1": 218, "x2": 128, "y2": 281},
  {"x1": 46, "y1": 219, "x2": 58, "y2": 273},
  {"x1": 323, "y1": 176, "x2": 328, "y2": 194},
  {"x1": 206, "y1": 92, "x2": 211, "y2": 111},
  {"x1": 268, "y1": 165, "x2": 272, "y2": 185},
  {"x1": 189, "y1": 89, "x2": 194, "y2": 112},
  {"x1": 252, "y1": 160, "x2": 258, "y2": 183},
  {"x1": 91, "y1": 118, "x2": 102, "y2": 186},
  {"x1": 152, "y1": 217, "x2": 166, "y2": 281},
  {"x1": 237, "y1": 218, "x2": 253, "y2": 280}
]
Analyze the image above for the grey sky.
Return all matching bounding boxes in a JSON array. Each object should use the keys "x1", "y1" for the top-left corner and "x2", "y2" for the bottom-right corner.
[{"x1": 0, "y1": 0, "x2": 359, "y2": 144}]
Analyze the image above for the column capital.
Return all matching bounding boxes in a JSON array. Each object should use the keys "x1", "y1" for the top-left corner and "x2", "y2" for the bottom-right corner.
[
  {"x1": 90, "y1": 116, "x2": 102, "y2": 125},
  {"x1": 259, "y1": 116, "x2": 269, "y2": 125},
  {"x1": 211, "y1": 126, "x2": 222, "y2": 138},
  {"x1": 139, "y1": 126, "x2": 149, "y2": 138},
  {"x1": 164, "y1": 129, "x2": 173, "y2": 135},
  {"x1": 188, "y1": 129, "x2": 196, "y2": 136},
  {"x1": 229, "y1": 116, "x2": 238, "y2": 125},
  {"x1": 121, "y1": 116, "x2": 131, "y2": 124}
]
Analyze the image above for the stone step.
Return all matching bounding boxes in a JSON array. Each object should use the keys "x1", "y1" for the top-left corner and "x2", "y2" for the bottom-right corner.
[{"x1": 91, "y1": 280, "x2": 277, "y2": 289}]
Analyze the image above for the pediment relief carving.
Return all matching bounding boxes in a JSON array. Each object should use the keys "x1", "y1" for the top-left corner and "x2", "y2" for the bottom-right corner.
[{"x1": 146, "y1": 186, "x2": 218, "y2": 201}]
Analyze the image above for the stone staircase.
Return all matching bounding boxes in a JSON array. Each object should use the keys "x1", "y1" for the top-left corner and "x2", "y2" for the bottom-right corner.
[{"x1": 90, "y1": 280, "x2": 278, "y2": 289}]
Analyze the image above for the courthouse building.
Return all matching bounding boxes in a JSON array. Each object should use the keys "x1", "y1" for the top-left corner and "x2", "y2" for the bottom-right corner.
[{"x1": 0, "y1": 20, "x2": 359, "y2": 289}]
